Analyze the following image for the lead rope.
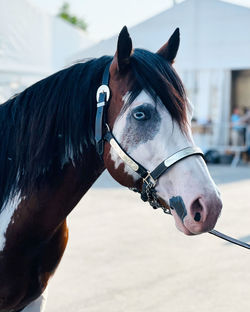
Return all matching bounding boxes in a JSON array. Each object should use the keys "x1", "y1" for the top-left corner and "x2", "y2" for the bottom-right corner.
[
  {"x1": 208, "y1": 229, "x2": 250, "y2": 250},
  {"x1": 132, "y1": 186, "x2": 250, "y2": 249}
]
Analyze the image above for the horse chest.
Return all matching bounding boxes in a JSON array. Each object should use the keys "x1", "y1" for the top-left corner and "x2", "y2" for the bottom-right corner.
[
  {"x1": 0, "y1": 248, "x2": 41, "y2": 311},
  {"x1": 0, "y1": 219, "x2": 68, "y2": 311}
]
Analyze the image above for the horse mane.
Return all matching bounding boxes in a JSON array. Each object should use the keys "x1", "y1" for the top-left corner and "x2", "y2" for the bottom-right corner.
[
  {"x1": 0, "y1": 56, "x2": 112, "y2": 211},
  {"x1": 0, "y1": 48, "x2": 187, "y2": 212}
]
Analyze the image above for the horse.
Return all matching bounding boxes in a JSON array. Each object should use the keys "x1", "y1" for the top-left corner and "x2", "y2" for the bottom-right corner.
[{"x1": 0, "y1": 26, "x2": 222, "y2": 311}]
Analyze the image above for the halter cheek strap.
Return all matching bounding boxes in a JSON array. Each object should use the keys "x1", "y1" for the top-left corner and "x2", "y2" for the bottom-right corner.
[{"x1": 95, "y1": 64, "x2": 111, "y2": 156}]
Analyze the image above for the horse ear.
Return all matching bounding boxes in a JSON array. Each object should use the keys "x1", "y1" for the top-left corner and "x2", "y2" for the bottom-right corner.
[
  {"x1": 157, "y1": 28, "x2": 180, "y2": 63},
  {"x1": 112, "y1": 26, "x2": 133, "y2": 73}
]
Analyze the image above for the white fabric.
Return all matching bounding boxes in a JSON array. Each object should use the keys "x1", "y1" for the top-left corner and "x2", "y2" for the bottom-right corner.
[
  {"x1": 72, "y1": 0, "x2": 250, "y2": 71},
  {"x1": 0, "y1": 0, "x2": 52, "y2": 75},
  {"x1": 0, "y1": 0, "x2": 93, "y2": 103},
  {"x1": 0, "y1": 0, "x2": 93, "y2": 73}
]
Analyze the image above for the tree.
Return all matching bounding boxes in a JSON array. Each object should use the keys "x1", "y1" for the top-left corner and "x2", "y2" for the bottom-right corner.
[{"x1": 58, "y1": 2, "x2": 87, "y2": 31}]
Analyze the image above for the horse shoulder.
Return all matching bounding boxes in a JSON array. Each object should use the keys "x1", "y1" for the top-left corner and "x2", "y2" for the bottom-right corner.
[{"x1": 0, "y1": 221, "x2": 68, "y2": 311}]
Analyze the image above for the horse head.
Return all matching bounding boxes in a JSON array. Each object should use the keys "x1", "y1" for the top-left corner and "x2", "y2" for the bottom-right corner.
[{"x1": 103, "y1": 27, "x2": 222, "y2": 235}]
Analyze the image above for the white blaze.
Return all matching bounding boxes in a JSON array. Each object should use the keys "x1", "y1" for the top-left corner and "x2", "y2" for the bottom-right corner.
[
  {"x1": 110, "y1": 90, "x2": 193, "y2": 179},
  {"x1": 109, "y1": 90, "x2": 216, "y2": 202},
  {"x1": 108, "y1": 90, "x2": 221, "y2": 235}
]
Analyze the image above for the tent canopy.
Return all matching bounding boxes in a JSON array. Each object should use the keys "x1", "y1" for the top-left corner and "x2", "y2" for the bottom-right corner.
[
  {"x1": 72, "y1": 0, "x2": 250, "y2": 71},
  {"x1": 0, "y1": 0, "x2": 93, "y2": 75}
]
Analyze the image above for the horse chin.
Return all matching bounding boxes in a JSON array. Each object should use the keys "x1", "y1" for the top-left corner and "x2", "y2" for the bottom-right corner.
[
  {"x1": 178, "y1": 226, "x2": 195, "y2": 236},
  {"x1": 172, "y1": 211, "x2": 196, "y2": 235},
  {"x1": 172, "y1": 211, "x2": 216, "y2": 236}
]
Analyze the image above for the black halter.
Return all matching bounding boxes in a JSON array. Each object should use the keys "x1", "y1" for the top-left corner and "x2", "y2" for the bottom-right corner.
[
  {"x1": 94, "y1": 62, "x2": 203, "y2": 214},
  {"x1": 94, "y1": 62, "x2": 250, "y2": 250}
]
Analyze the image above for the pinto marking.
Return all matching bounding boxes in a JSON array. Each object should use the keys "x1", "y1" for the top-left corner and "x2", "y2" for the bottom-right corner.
[
  {"x1": 0, "y1": 191, "x2": 22, "y2": 251},
  {"x1": 21, "y1": 288, "x2": 48, "y2": 312},
  {"x1": 108, "y1": 87, "x2": 221, "y2": 235},
  {"x1": 110, "y1": 90, "x2": 191, "y2": 179}
]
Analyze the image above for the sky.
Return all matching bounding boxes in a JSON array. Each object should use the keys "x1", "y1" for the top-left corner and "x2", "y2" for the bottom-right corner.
[{"x1": 29, "y1": 0, "x2": 250, "y2": 41}]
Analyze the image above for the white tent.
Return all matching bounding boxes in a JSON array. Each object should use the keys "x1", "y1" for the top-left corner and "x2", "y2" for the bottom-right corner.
[
  {"x1": 72, "y1": 0, "x2": 250, "y2": 69},
  {"x1": 71, "y1": 0, "x2": 250, "y2": 147},
  {"x1": 0, "y1": 0, "x2": 93, "y2": 101}
]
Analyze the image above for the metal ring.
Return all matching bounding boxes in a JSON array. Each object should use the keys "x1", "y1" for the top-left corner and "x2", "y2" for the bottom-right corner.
[{"x1": 96, "y1": 85, "x2": 110, "y2": 102}]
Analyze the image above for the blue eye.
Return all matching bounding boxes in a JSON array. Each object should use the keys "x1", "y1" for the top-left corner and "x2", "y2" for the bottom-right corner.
[
  {"x1": 132, "y1": 104, "x2": 152, "y2": 121},
  {"x1": 133, "y1": 111, "x2": 146, "y2": 120}
]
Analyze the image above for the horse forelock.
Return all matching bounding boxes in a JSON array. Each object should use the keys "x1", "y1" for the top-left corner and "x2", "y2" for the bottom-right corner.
[{"x1": 123, "y1": 49, "x2": 188, "y2": 130}]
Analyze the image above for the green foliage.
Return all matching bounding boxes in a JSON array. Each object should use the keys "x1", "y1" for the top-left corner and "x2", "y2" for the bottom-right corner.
[{"x1": 58, "y1": 2, "x2": 87, "y2": 31}]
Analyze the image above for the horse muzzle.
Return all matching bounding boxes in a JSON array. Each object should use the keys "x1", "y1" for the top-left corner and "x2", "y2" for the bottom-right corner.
[{"x1": 170, "y1": 194, "x2": 222, "y2": 235}]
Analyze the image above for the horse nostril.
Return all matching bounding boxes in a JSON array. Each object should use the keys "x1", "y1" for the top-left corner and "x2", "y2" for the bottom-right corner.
[
  {"x1": 194, "y1": 212, "x2": 201, "y2": 222},
  {"x1": 191, "y1": 198, "x2": 203, "y2": 222}
]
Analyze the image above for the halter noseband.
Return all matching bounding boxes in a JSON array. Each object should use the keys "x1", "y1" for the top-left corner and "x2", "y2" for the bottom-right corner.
[{"x1": 94, "y1": 62, "x2": 204, "y2": 214}]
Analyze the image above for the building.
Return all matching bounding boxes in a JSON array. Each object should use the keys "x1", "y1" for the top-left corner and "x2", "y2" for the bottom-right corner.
[
  {"x1": 0, "y1": 0, "x2": 93, "y2": 102},
  {"x1": 72, "y1": 0, "x2": 250, "y2": 147}
]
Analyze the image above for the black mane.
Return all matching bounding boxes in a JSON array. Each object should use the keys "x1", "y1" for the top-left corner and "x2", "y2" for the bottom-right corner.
[
  {"x1": 0, "y1": 49, "x2": 187, "y2": 212},
  {"x1": 0, "y1": 56, "x2": 112, "y2": 210}
]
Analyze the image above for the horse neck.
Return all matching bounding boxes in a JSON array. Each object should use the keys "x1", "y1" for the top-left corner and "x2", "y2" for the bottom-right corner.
[
  {"x1": 8, "y1": 148, "x2": 105, "y2": 246},
  {"x1": 39, "y1": 149, "x2": 105, "y2": 231}
]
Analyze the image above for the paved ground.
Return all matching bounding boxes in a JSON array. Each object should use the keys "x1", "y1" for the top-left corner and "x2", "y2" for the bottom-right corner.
[{"x1": 46, "y1": 165, "x2": 250, "y2": 312}]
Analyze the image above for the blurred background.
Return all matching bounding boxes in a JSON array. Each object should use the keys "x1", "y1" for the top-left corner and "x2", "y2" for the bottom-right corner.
[
  {"x1": 1, "y1": 0, "x2": 250, "y2": 165},
  {"x1": 1, "y1": 1, "x2": 250, "y2": 311}
]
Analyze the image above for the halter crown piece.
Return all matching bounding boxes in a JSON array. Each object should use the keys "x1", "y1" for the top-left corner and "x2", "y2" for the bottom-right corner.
[{"x1": 94, "y1": 62, "x2": 250, "y2": 250}]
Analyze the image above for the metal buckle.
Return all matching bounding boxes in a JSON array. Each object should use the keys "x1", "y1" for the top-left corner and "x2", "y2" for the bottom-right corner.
[
  {"x1": 96, "y1": 85, "x2": 110, "y2": 102},
  {"x1": 143, "y1": 171, "x2": 156, "y2": 187},
  {"x1": 105, "y1": 123, "x2": 111, "y2": 132}
]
